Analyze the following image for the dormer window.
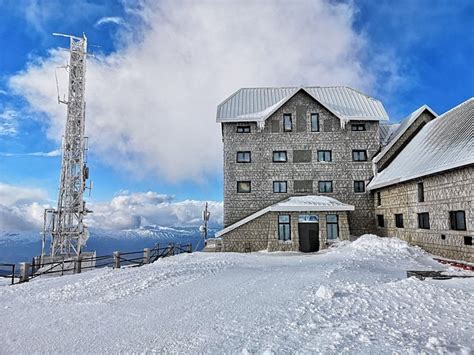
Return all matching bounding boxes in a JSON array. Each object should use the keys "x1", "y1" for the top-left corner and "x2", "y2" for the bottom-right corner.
[{"x1": 283, "y1": 114, "x2": 292, "y2": 132}]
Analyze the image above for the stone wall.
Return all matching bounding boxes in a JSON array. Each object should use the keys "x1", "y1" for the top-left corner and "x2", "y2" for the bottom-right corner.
[
  {"x1": 222, "y1": 90, "x2": 380, "y2": 236},
  {"x1": 372, "y1": 166, "x2": 473, "y2": 261},
  {"x1": 222, "y1": 210, "x2": 350, "y2": 252}
]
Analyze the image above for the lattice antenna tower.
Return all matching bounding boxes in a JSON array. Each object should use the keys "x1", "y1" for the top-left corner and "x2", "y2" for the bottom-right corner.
[{"x1": 42, "y1": 33, "x2": 92, "y2": 257}]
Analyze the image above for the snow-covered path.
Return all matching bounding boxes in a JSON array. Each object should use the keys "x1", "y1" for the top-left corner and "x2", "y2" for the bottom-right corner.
[{"x1": 0, "y1": 236, "x2": 473, "y2": 354}]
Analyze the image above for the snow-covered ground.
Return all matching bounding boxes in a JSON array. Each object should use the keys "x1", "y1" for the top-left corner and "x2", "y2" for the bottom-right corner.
[{"x1": 0, "y1": 235, "x2": 472, "y2": 354}]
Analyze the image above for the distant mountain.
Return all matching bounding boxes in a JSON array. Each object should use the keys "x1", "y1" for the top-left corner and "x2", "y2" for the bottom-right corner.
[{"x1": 0, "y1": 225, "x2": 219, "y2": 264}]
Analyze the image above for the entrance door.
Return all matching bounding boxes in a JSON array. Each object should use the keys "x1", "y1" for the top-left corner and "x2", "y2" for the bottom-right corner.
[{"x1": 298, "y1": 223, "x2": 319, "y2": 252}]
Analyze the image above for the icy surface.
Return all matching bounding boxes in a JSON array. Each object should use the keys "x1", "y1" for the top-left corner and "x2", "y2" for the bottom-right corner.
[{"x1": 0, "y1": 235, "x2": 472, "y2": 353}]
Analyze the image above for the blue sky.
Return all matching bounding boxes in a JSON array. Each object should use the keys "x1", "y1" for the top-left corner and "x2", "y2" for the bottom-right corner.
[{"x1": 0, "y1": 0, "x2": 473, "y2": 230}]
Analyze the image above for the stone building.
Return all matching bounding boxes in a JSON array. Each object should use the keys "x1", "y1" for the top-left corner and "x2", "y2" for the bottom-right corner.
[{"x1": 214, "y1": 87, "x2": 473, "y2": 261}]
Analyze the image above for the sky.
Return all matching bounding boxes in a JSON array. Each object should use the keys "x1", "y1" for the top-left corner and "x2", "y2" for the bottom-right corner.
[{"x1": 0, "y1": 0, "x2": 473, "y2": 231}]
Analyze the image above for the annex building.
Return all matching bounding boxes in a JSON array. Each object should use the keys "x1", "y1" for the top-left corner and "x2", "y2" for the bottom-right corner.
[{"x1": 214, "y1": 87, "x2": 473, "y2": 262}]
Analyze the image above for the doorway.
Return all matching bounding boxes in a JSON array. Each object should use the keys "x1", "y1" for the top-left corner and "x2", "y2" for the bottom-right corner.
[{"x1": 298, "y1": 223, "x2": 319, "y2": 252}]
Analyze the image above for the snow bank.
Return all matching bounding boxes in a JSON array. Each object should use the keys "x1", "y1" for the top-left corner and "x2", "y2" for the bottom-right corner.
[{"x1": 349, "y1": 234, "x2": 425, "y2": 257}]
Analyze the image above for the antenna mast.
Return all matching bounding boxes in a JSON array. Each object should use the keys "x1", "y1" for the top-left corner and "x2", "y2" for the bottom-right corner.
[{"x1": 42, "y1": 33, "x2": 91, "y2": 257}]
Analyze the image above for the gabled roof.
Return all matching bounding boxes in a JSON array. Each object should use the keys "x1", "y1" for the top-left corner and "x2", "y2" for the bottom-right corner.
[
  {"x1": 215, "y1": 195, "x2": 354, "y2": 238},
  {"x1": 216, "y1": 87, "x2": 389, "y2": 125},
  {"x1": 368, "y1": 98, "x2": 473, "y2": 190},
  {"x1": 379, "y1": 123, "x2": 401, "y2": 146},
  {"x1": 373, "y1": 105, "x2": 438, "y2": 163}
]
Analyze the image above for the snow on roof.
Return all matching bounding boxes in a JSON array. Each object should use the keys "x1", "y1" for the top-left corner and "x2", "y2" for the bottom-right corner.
[
  {"x1": 216, "y1": 87, "x2": 389, "y2": 124},
  {"x1": 368, "y1": 98, "x2": 474, "y2": 190},
  {"x1": 215, "y1": 195, "x2": 354, "y2": 238},
  {"x1": 379, "y1": 123, "x2": 401, "y2": 146},
  {"x1": 373, "y1": 105, "x2": 437, "y2": 163}
]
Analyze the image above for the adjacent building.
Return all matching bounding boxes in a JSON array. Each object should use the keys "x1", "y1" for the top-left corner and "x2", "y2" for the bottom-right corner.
[{"x1": 215, "y1": 87, "x2": 473, "y2": 261}]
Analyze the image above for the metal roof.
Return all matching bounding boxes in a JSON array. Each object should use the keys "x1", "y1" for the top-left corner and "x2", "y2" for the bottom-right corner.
[
  {"x1": 379, "y1": 123, "x2": 401, "y2": 146},
  {"x1": 368, "y1": 98, "x2": 474, "y2": 190},
  {"x1": 216, "y1": 87, "x2": 389, "y2": 124},
  {"x1": 373, "y1": 105, "x2": 438, "y2": 163},
  {"x1": 215, "y1": 195, "x2": 354, "y2": 238}
]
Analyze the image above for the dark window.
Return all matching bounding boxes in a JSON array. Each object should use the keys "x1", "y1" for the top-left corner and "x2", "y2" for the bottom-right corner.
[
  {"x1": 318, "y1": 181, "x2": 333, "y2": 193},
  {"x1": 317, "y1": 150, "x2": 332, "y2": 162},
  {"x1": 377, "y1": 214, "x2": 385, "y2": 227},
  {"x1": 418, "y1": 213, "x2": 430, "y2": 229},
  {"x1": 395, "y1": 214, "x2": 404, "y2": 228},
  {"x1": 326, "y1": 215, "x2": 339, "y2": 239},
  {"x1": 273, "y1": 181, "x2": 287, "y2": 193},
  {"x1": 450, "y1": 211, "x2": 466, "y2": 231},
  {"x1": 294, "y1": 180, "x2": 313, "y2": 193},
  {"x1": 311, "y1": 113, "x2": 320, "y2": 132},
  {"x1": 354, "y1": 181, "x2": 365, "y2": 193},
  {"x1": 278, "y1": 215, "x2": 291, "y2": 241},
  {"x1": 351, "y1": 124, "x2": 366, "y2": 131},
  {"x1": 293, "y1": 150, "x2": 312, "y2": 163},
  {"x1": 441, "y1": 235, "x2": 446, "y2": 240},
  {"x1": 417, "y1": 182, "x2": 424, "y2": 202},
  {"x1": 283, "y1": 114, "x2": 292, "y2": 132},
  {"x1": 377, "y1": 192, "x2": 381, "y2": 206},
  {"x1": 236, "y1": 151, "x2": 251, "y2": 163},
  {"x1": 273, "y1": 151, "x2": 287, "y2": 162},
  {"x1": 237, "y1": 181, "x2": 251, "y2": 193},
  {"x1": 236, "y1": 126, "x2": 251, "y2": 133},
  {"x1": 352, "y1": 150, "x2": 367, "y2": 161},
  {"x1": 464, "y1": 236, "x2": 472, "y2": 246}
]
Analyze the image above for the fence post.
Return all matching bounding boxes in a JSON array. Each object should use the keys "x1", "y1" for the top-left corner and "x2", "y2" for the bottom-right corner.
[
  {"x1": 19, "y1": 262, "x2": 30, "y2": 283},
  {"x1": 113, "y1": 251, "x2": 121, "y2": 269},
  {"x1": 11, "y1": 264, "x2": 15, "y2": 285},
  {"x1": 74, "y1": 255, "x2": 82, "y2": 274},
  {"x1": 188, "y1": 243, "x2": 192, "y2": 253},
  {"x1": 143, "y1": 248, "x2": 150, "y2": 264}
]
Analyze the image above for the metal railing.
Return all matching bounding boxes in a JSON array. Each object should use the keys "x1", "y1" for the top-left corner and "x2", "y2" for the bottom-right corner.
[{"x1": 1, "y1": 242, "x2": 193, "y2": 286}]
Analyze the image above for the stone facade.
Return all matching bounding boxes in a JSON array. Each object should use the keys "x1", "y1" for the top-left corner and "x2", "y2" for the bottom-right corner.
[
  {"x1": 222, "y1": 90, "x2": 379, "y2": 236},
  {"x1": 372, "y1": 166, "x2": 473, "y2": 261},
  {"x1": 222, "y1": 210, "x2": 350, "y2": 253}
]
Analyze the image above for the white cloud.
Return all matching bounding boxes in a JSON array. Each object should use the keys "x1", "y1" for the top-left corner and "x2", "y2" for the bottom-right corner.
[
  {"x1": 95, "y1": 16, "x2": 124, "y2": 27},
  {"x1": 86, "y1": 191, "x2": 223, "y2": 230},
  {"x1": 0, "y1": 149, "x2": 61, "y2": 157},
  {"x1": 0, "y1": 109, "x2": 18, "y2": 136},
  {"x1": 9, "y1": 0, "x2": 385, "y2": 182}
]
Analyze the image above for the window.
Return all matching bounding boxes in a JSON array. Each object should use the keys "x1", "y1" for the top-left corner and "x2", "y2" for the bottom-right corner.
[
  {"x1": 352, "y1": 150, "x2": 367, "y2": 161},
  {"x1": 294, "y1": 180, "x2": 313, "y2": 193},
  {"x1": 377, "y1": 214, "x2": 385, "y2": 227},
  {"x1": 236, "y1": 151, "x2": 251, "y2": 163},
  {"x1": 283, "y1": 114, "x2": 292, "y2": 132},
  {"x1": 317, "y1": 150, "x2": 332, "y2": 162},
  {"x1": 318, "y1": 181, "x2": 333, "y2": 193},
  {"x1": 326, "y1": 215, "x2": 339, "y2": 239},
  {"x1": 354, "y1": 181, "x2": 365, "y2": 193},
  {"x1": 311, "y1": 113, "x2": 320, "y2": 132},
  {"x1": 417, "y1": 182, "x2": 425, "y2": 202},
  {"x1": 418, "y1": 212, "x2": 430, "y2": 229},
  {"x1": 278, "y1": 215, "x2": 291, "y2": 241},
  {"x1": 450, "y1": 211, "x2": 466, "y2": 231},
  {"x1": 237, "y1": 181, "x2": 251, "y2": 193},
  {"x1": 351, "y1": 124, "x2": 366, "y2": 131},
  {"x1": 293, "y1": 150, "x2": 312, "y2": 163},
  {"x1": 377, "y1": 192, "x2": 381, "y2": 206},
  {"x1": 273, "y1": 181, "x2": 287, "y2": 193},
  {"x1": 465, "y1": 236, "x2": 472, "y2": 246},
  {"x1": 395, "y1": 214, "x2": 404, "y2": 228},
  {"x1": 273, "y1": 151, "x2": 287, "y2": 162},
  {"x1": 236, "y1": 125, "x2": 251, "y2": 133}
]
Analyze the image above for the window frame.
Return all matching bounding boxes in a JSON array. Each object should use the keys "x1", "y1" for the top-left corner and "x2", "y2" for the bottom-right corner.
[
  {"x1": 450, "y1": 211, "x2": 466, "y2": 231},
  {"x1": 317, "y1": 150, "x2": 332, "y2": 162},
  {"x1": 283, "y1": 114, "x2": 293, "y2": 132},
  {"x1": 326, "y1": 214, "x2": 339, "y2": 240},
  {"x1": 236, "y1": 125, "x2": 251, "y2": 133},
  {"x1": 294, "y1": 180, "x2": 313, "y2": 194},
  {"x1": 272, "y1": 150, "x2": 288, "y2": 163},
  {"x1": 278, "y1": 215, "x2": 291, "y2": 241},
  {"x1": 351, "y1": 123, "x2": 366, "y2": 131},
  {"x1": 417, "y1": 182, "x2": 425, "y2": 202},
  {"x1": 395, "y1": 214, "x2": 404, "y2": 228},
  {"x1": 377, "y1": 192, "x2": 381, "y2": 206},
  {"x1": 318, "y1": 181, "x2": 333, "y2": 193},
  {"x1": 236, "y1": 181, "x2": 251, "y2": 193},
  {"x1": 273, "y1": 181, "x2": 288, "y2": 193},
  {"x1": 354, "y1": 180, "x2": 366, "y2": 193},
  {"x1": 236, "y1": 151, "x2": 251, "y2": 163},
  {"x1": 377, "y1": 214, "x2": 385, "y2": 228},
  {"x1": 418, "y1": 212, "x2": 430, "y2": 229},
  {"x1": 310, "y1": 113, "x2": 320, "y2": 132},
  {"x1": 352, "y1": 150, "x2": 368, "y2": 161}
]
